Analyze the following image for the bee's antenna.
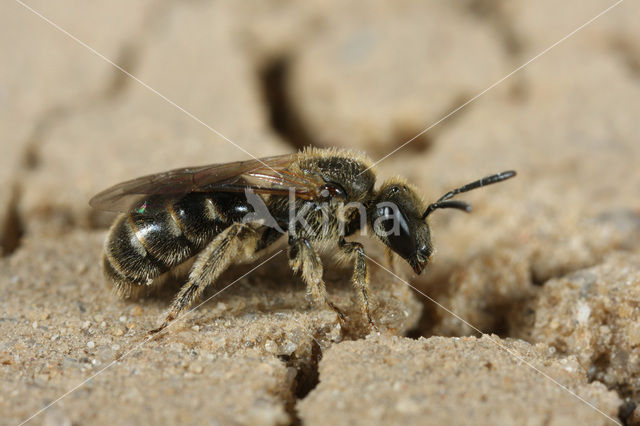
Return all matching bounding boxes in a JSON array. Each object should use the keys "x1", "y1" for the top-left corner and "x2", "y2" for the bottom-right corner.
[{"x1": 422, "y1": 170, "x2": 516, "y2": 219}]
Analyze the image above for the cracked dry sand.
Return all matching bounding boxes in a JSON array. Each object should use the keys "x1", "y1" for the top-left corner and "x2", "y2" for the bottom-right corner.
[{"x1": 1, "y1": 1, "x2": 640, "y2": 425}]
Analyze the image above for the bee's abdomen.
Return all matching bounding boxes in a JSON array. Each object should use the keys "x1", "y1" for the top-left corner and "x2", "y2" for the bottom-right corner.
[{"x1": 103, "y1": 193, "x2": 248, "y2": 297}]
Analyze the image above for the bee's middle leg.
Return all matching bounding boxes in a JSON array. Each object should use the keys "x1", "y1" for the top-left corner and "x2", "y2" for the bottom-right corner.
[
  {"x1": 339, "y1": 238, "x2": 376, "y2": 329},
  {"x1": 289, "y1": 237, "x2": 345, "y2": 321},
  {"x1": 151, "y1": 223, "x2": 258, "y2": 333}
]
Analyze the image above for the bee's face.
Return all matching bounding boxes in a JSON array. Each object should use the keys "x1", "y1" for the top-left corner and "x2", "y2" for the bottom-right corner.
[{"x1": 370, "y1": 181, "x2": 433, "y2": 274}]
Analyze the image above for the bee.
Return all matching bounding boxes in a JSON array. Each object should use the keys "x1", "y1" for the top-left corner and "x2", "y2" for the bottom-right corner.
[{"x1": 90, "y1": 147, "x2": 515, "y2": 332}]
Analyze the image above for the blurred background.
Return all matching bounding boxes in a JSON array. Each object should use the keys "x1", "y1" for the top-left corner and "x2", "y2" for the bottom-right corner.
[{"x1": 1, "y1": 0, "x2": 640, "y2": 423}]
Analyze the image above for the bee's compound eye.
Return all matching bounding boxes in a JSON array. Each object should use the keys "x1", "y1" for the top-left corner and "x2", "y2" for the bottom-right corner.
[{"x1": 374, "y1": 205, "x2": 416, "y2": 260}]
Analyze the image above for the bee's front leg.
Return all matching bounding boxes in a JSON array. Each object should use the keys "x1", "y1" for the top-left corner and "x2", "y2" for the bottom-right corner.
[
  {"x1": 338, "y1": 238, "x2": 377, "y2": 331},
  {"x1": 150, "y1": 223, "x2": 258, "y2": 334},
  {"x1": 288, "y1": 237, "x2": 345, "y2": 322}
]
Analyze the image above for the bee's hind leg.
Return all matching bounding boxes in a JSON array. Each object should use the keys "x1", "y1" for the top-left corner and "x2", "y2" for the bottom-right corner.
[
  {"x1": 150, "y1": 223, "x2": 259, "y2": 334},
  {"x1": 338, "y1": 238, "x2": 377, "y2": 331},
  {"x1": 289, "y1": 237, "x2": 346, "y2": 322}
]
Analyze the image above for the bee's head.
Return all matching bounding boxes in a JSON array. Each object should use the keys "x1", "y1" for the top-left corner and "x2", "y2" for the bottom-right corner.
[
  {"x1": 369, "y1": 180, "x2": 433, "y2": 274},
  {"x1": 370, "y1": 171, "x2": 516, "y2": 274}
]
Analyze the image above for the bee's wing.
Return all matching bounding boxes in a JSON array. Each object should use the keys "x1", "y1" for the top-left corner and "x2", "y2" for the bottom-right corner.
[{"x1": 89, "y1": 153, "x2": 323, "y2": 213}]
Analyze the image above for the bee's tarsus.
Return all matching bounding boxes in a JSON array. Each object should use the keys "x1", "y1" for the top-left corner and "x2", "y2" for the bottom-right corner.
[
  {"x1": 327, "y1": 301, "x2": 346, "y2": 322},
  {"x1": 149, "y1": 322, "x2": 169, "y2": 335}
]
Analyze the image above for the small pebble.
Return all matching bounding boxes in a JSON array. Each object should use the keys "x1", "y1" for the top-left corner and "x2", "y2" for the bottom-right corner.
[
  {"x1": 265, "y1": 340, "x2": 278, "y2": 354},
  {"x1": 281, "y1": 341, "x2": 298, "y2": 356},
  {"x1": 188, "y1": 364, "x2": 204, "y2": 374},
  {"x1": 87, "y1": 341, "x2": 95, "y2": 349}
]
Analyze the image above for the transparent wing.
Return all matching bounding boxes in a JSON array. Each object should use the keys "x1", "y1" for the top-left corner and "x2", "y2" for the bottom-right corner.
[{"x1": 89, "y1": 153, "x2": 323, "y2": 213}]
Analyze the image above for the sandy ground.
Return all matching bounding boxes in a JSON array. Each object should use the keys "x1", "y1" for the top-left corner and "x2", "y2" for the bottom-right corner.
[{"x1": 1, "y1": 1, "x2": 639, "y2": 425}]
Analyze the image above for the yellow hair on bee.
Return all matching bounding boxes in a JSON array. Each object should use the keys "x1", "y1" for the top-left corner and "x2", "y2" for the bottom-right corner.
[
  {"x1": 377, "y1": 175, "x2": 428, "y2": 213},
  {"x1": 299, "y1": 146, "x2": 375, "y2": 171}
]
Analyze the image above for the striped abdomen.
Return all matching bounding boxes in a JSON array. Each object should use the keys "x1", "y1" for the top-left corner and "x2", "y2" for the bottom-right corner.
[{"x1": 103, "y1": 192, "x2": 250, "y2": 298}]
